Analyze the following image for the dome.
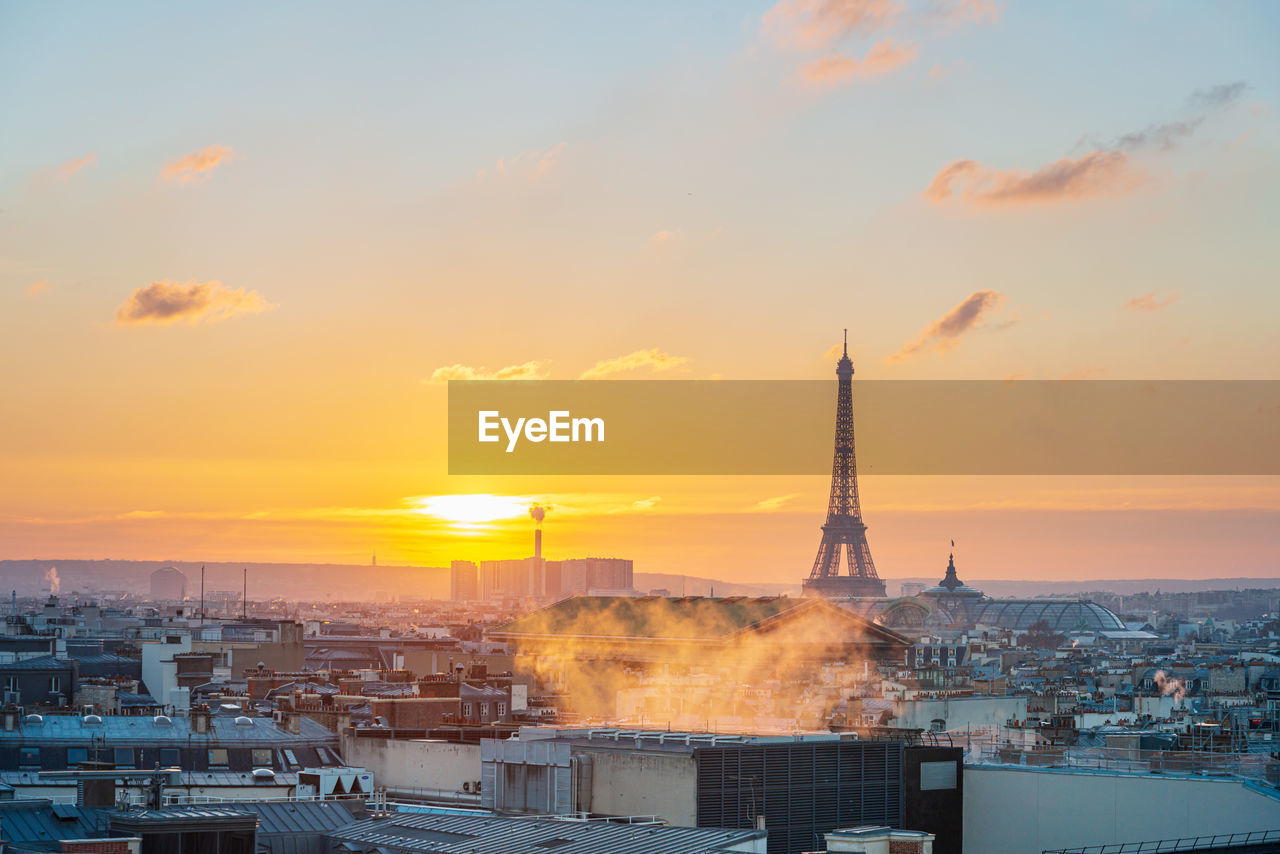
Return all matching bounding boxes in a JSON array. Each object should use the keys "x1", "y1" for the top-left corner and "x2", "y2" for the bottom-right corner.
[
  {"x1": 921, "y1": 554, "x2": 983, "y2": 598},
  {"x1": 970, "y1": 599, "x2": 1125, "y2": 632}
]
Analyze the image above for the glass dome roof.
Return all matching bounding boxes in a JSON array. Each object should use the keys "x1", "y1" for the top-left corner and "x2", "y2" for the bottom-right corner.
[{"x1": 970, "y1": 599, "x2": 1125, "y2": 631}]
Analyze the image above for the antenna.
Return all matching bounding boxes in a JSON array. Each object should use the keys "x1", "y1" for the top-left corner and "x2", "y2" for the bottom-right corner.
[
  {"x1": 199, "y1": 565, "x2": 205, "y2": 624},
  {"x1": 242, "y1": 568, "x2": 247, "y2": 620},
  {"x1": 843, "y1": 328, "x2": 847, "y2": 356}
]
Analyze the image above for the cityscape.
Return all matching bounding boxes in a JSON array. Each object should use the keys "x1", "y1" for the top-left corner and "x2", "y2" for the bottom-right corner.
[{"x1": 3, "y1": 2, "x2": 1279, "y2": 853}]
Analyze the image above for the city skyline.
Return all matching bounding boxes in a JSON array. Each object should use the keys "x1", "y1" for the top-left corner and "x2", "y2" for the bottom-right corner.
[{"x1": 3, "y1": 2, "x2": 1278, "y2": 581}]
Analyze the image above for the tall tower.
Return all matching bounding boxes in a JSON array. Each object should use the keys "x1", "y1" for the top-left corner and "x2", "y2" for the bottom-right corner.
[{"x1": 802, "y1": 331, "x2": 886, "y2": 598}]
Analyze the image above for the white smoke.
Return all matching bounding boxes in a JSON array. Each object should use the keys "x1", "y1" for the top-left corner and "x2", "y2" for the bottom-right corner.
[
  {"x1": 1153, "y1": 669, "x2": 1186, "y2": 700},
  {"x1": 45, "y1": 566, "x2": 60, "y2": 596},
  {"x1": 529, "y1": 504, "x2": 546, "y2": 527}
]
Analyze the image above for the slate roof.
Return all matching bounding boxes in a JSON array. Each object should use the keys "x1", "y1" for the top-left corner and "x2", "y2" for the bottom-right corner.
[
  {"x1": 492, "y1": 596, "x2": 811, "y2": 641},
  {"x1": 327, "y1": 812, "x2": 766, "y2": 854},
  {"x1": 0, "y1": 713, "x2": 337, "y2": 746}
]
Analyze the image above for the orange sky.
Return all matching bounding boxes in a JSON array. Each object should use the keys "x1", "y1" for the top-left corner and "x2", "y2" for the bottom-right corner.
[{"x1": 2, "y1": 2, "x2": 1278, "y2": 583}]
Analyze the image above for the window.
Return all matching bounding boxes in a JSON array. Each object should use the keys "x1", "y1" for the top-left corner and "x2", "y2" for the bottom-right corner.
[
  {"x1": 208, "y1": 748, "x2": 229, "y2": 768},
  {"x1": 48, "y1": 676, "x2": 61, "y2": 694},
  {"x1": 18, "y1": 747, "x2": 40, "y2": 768},
  {"x1": 4, "y1": 676, "x2": 17, "y2": 693},
  {"x1": 462, "y1": 702, "x2": 473, "y2": 718},
  {"x1": 497, "y1": 703, "x2": 507, "y2": 717},
  {"x1": 67, "y1": 747, "x2": 89, "y2": 765},
  {"x1": 283, "y1": 749, "x2": 299, "y2": 769},
  {"x1": 480, "y1": 703, "x2": 490, "y2": 718},
  {"x1": 114, "y1": 747, "x2": 135, "y2": 768},
  {"x1": 160, "y1": 748, "x2": 180, "y2": 767},
  {"x1": 252, "y1": 748, "x2": 273, "y2": 767}
]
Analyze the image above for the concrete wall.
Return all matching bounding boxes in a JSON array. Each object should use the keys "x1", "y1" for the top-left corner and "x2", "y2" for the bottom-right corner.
[
  {"x1": 584, "y1": 749, "x2": 697, "y2": 825},
  {"x1": 892, "y1": 696, "x2": 1026, "y2": 731},
  {"x1": 965, "y1": 765, "x2": 1280, "y2": 854},
  {"x1": 341, "y1": 734, "x2": 481, "y2": 797}
]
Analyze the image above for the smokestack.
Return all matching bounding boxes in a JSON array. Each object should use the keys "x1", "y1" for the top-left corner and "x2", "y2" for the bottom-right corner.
[{"x1": 535, "y1": 529, "x2": 542, "y2": 561}]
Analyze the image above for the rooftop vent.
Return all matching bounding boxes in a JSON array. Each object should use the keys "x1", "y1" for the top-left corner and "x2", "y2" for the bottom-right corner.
[
  {"x1": 153, "y1": 715, "x2": 173, "y2": 726},
  {"x1": 234, "y1": 716, "x2": 255, "y2": 727},
  {"x1": 83, "y1": 714, "x2": 103, "y2": 725},
  {"x1": 252, "y1": 768, "x2": 275, "y2": 780},
  {"x1": 24, "y1": 714, "x2": 43, "y2": 725}
]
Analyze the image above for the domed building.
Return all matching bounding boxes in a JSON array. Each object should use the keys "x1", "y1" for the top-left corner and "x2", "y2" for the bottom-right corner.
[{"x1": 860, "y1": 552, "x2": 1129, "y2": 637}]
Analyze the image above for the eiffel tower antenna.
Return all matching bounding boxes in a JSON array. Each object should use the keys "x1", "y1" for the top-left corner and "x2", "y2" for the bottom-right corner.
[{"x1": 802, "y1": 332, "x2": 886, "y2": 598}]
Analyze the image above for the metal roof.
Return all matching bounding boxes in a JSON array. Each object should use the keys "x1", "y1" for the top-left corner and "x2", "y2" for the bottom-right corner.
[
  {"x1": 328, "y1": 812, "x2": 766, "y2": 854},
  {"x1": 0, "y1": 713, "x2": 337, "y2": 746}
]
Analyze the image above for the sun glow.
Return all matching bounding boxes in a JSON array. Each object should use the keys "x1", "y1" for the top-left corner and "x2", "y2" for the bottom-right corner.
[{"x1": 412, "y1": 494, "x2": 534, "y2": 524}]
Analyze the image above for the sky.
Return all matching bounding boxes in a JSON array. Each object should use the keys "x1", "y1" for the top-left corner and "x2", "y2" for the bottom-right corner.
[{"x1": 2, "y1": 1, "x2": 1278, "y2": 585}]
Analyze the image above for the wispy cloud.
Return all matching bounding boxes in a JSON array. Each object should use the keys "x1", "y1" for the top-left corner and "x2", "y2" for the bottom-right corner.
[
  {"x1": 162, "y1": 145, "x2": 233, "y2": 184},
  {"x1": 799, "y1": 39, "x2": 918, "y2": 85},
  {"x1": 888, "y1": 289, "x2": 1009, "y2": 362},
  {"x1": 924, "y1": 150, "x2": 1135, "y2": 207},
  {"x1": 426, "y1": 361, "x2": 549, "y2": 384},
  {"x1": 56, "y1": 152, "x2": 96, "y2": 179},
  {"x1": 1123, "y1": 290, "x2": 1181, "y2": 312},
  {"x1": 579, "y1": 348, "x2": 690, "y2": 379},
  {"x1": 26, "y1": 280, "x2": 49, "y2": 298},
  {"x1": 925, "y1": 81, "x2": 1248, "y2": 208},
  {"x1": 114, "y1": 280, "x2": 275, "y2": 326},
  {"x1": 751, "y1": 493, "x2": 801, "y2": 512},
  {"x1": 477, "y1": 142, "x2": 567, "y2": 180},
  {"x1": 762, "y1": 0, "x2": 900, "y2": 51},
  {"x1": 1189, "y1": 81, "x2": 1247, "y2": 110}
]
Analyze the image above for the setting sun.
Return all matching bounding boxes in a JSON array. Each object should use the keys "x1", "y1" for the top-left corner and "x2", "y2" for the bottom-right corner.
[{"x1": 412, "y1": 494, "x2": 537, "y2": 525}]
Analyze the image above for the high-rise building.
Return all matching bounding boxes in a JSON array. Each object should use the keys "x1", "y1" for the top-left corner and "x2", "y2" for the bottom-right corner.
[
  {"x1": 546, "y1": 558, "x2": 634, "y2": 596},
  {"x1": 150, "y1": 566, "x2": 187, "y2": 601},
  {"x1": 450, "y1": 560, "x2": 478, "y2": 601}
]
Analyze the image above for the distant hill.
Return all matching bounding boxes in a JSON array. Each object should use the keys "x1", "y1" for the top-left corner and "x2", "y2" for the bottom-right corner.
[{"x1": 1, "y1": 558, "x2": 1274, "y2": 602}]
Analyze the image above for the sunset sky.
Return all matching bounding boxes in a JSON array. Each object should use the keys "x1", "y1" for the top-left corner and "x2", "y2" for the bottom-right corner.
[{"x1": 2, "y1": 2, "x2": 1278, "y2": 583}]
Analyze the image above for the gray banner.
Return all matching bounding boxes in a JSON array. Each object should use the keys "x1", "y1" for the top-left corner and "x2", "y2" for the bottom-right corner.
[{"x1": 447, "y1": 380, "x2": 1280, "y2": 475}]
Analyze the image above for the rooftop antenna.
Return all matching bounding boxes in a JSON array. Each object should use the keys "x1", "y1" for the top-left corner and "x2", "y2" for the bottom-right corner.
[
  {"x1": 843, "y1": 328, "x2": 848, "y2": 357},
  {"x1": 242, "y1": 568, "x2": 247, "y2": 620},
  {"x1": 199, "y1": 565, "x2": 205, "y2": 624}
]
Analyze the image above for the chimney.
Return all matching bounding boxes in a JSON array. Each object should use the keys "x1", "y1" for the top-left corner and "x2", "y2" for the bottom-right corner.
[
  {"x1": 534, "y1": 528, "x2": 541, "y2": 561},
  {"x1": 191, "y1": 705, "x2": 210, "y2": 734},
  {"x1": 284, "y1": 711, "x2": 302, "y2": 735}
]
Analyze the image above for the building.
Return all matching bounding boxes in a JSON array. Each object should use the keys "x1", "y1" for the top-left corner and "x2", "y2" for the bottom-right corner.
[
  {"x1": 0, "y1": 655, "x2": 77, "y2": 708},
  {"x1": 450, "y1": 560, "x2": 478, "y2": 601},
  {"x1": 547, "y1": 557, "x2": 634, "y2": 596},
  {"x1": 327, "y1": 811, "x2": 768, "y2": 854},
  {"x1": 479, "y1": 727, "x2": 959, "y2": 854},
  {"x1": 0, "y1": 708, "x2": 347, "y2": 802},
  {"x1": 149, "y1": 567, "x2": 187, "y2": 602}
]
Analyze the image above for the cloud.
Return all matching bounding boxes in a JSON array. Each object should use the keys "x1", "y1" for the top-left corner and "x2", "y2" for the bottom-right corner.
[
  {"x1": 1114, "y1": 119, "x2": 1203, "y2": 152},
  {"x1": 924, "y1": 150, "x2": 1135, "y2": 207},
  {"x1": 478, "y1": 142, "x2": 567, "y2": 180},
  {"x1": 26, "y1": 280, "x2": 49, "y2": 298},
  {"x1": 56, "y1": 152, "x2": 96, "y2": 179},
  {"x1": 114, "y1": 280, "x2": 275, "y2": 326},
  {"x1": 579, "y1": 348, "x2": 690, "y2": 380},
  {"x1": 888, "y1": 289, "x2": 1007, "y2": 362},
  {"x1": 762, "y1": 0, "x2": 901, "y2": 50},
  {"x1": 751, "y1": 493, "x2": 801, "y2": 512},
  {"x1": 651, "y1": 229, "x2": 675, "y2": 245},
  {"x1": 799, "y1": 39, "x2": 918, "y2": 85},
  {"x1": 426, "y1": 360, "x2": 549, "y2": 384},
  {"x1": 1123, "y1": 290, "x2": 1181, "y2": 312},
  {"x1": 1189, "y1": 81, "x2": 1247, "y2": 110},
  {"x1": 162, "y1": 145, "x2": 233, "y2": 184}
]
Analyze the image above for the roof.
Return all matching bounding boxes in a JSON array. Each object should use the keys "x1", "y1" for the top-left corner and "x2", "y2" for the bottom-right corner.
[
  {"x1": 0, "y1": 799, "x2": 106, "y2": 849},
  {"x1": 328, "y1": 811, "x2": 766, "y2": 854},
  {"x1": 970, "y1": 599, "x2": 1126, "y2": 632},
  {"x1": 0, "y1": 713, "x2": 337, "y2": 746},
  {"x1": 0, "y1": 655, "x2": 74, "y2": 671}
]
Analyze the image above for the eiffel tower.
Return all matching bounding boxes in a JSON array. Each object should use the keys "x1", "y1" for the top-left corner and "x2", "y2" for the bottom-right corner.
[{"x1": 802, "y1": 331, "x2": 886, "y2": 598}]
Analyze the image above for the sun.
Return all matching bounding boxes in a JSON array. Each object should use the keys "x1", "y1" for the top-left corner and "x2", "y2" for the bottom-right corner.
[{"x1": 412, "y1": 494, "x2": 533, "y2": 524}]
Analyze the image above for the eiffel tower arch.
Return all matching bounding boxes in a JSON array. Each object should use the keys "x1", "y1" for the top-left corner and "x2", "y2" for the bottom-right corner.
[{"x1": 802, "y1": 332, "x2": 887, "y2": 598}]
